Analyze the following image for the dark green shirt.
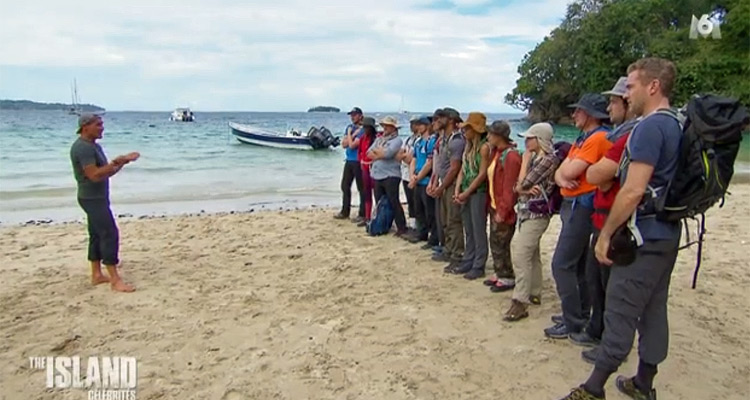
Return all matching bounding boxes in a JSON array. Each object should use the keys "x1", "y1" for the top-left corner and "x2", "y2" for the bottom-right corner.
[{"x1": 70, "y1": 137, "x2": 109, "y2": 199}]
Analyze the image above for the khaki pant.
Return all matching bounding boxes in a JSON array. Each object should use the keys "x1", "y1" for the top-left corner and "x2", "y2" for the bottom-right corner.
[
  {"x1": 439, "y1": 182, "x2": 464, "y2": 262},
  {"x1": 510, "y1": 217, "x2": 550, "y2": 304}
]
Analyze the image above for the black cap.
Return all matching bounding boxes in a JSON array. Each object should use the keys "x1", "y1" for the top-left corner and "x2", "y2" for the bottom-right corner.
[
  {"x1": 568, "y1": 94, "x2": 609, "y2": 120},
  {"x1": 432, "y1": 108, "x2": 447, "y2": 118},
  {"x1": 442, "y1": 107, "x2": 462, "y2": 122},
  {"x1": 347, "y1": 107, "x2": 363, "y2": 115}
]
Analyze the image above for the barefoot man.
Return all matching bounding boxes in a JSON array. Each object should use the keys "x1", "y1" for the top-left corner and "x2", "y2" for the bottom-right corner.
[{"x1": 70, "y1": 113, "x2": 139, "y2": 292}]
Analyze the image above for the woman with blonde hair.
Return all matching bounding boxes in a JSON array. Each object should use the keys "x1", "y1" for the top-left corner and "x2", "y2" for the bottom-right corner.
[
  {"x1": 448, "y1": 112, "x2": 491, "y2": 280},
  {"x1": 503, "y1": 122, "x2": 561, "y2": 321}
]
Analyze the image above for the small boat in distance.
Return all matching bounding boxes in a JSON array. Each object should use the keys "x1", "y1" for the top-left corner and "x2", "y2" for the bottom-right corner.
[
  {"x1": 229, "y1": 122, "x2": 340, "y2": 151},
  {"x1": 170, "y1": 108, "x2": 195, "y2": 122},
  {"x1": 69, "y1": 79, "x2": 81, "y2": 115}
]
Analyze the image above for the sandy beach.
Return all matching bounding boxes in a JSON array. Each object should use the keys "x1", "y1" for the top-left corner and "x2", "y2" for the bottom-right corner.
[{"x1": 1, "y1": 184, "x2": 748, "y2": 400}]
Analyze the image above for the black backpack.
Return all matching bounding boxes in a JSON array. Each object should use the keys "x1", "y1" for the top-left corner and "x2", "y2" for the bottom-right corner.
[{"x1": 640, "y1": 95, "x2": 749, "y2": 288}]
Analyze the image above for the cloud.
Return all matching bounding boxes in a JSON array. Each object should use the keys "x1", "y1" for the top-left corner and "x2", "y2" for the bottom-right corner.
[{"x1": 0, "y1": 0, "x2": 571, "y2": 112}]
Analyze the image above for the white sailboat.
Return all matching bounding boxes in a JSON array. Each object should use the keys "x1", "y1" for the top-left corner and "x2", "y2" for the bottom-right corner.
[{"x1": 69, "y1": 79, "x2": 81, "y2": 115}]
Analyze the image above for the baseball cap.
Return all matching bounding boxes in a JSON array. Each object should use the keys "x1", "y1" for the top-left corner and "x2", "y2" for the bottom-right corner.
[
  {"x1": 442, "y1": 107, "x2": 462, "y2": 122},
  {"x1": 76, "y1": 113, "x2": 100, "y2": 133},
  {"x1": 347, "y1": 107, "x2": 363, "y2": 115}
]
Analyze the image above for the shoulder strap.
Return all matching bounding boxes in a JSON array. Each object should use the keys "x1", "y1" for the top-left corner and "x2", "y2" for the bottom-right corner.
[{"x1": 500, "y1": 148, "x2": 513, "y2": 167}]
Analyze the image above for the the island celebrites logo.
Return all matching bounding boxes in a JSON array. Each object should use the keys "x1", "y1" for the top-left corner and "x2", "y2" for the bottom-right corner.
[{"x1": 29, "y1": 356, "x2": 137, "y2": 400}]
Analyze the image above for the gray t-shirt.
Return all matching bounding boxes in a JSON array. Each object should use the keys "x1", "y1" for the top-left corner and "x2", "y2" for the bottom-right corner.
[
  {"x1": 70, "y1": 137, "x2": 109, "y2": 199},
  {"x1": 437, "y1": 131, "x2": 466, "y2": 180},
  {"x1": 400, "y1": 134, "x2": 418, "y2": 181},
  {"x1": 369, "y1": 134, "x2": 403, "y2": 181}
]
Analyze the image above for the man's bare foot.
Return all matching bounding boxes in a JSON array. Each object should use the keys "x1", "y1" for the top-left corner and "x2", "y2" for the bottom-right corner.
[
  {"x1": 111, "y1": 280, "x2": 135, "y2": 293},
  {"x1": 92, "y1": 275, "x2": 110, "y2": 285}
]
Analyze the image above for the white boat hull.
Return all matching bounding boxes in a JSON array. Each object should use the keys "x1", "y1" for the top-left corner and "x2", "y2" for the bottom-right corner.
[{"x1": 233, "y1": 134, "x2": 314, "y2": 150}]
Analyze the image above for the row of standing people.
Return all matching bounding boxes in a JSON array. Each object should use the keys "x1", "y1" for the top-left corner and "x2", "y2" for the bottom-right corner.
[{"x1": 336, "y1": 57, "x2": 685, "y2": 400}]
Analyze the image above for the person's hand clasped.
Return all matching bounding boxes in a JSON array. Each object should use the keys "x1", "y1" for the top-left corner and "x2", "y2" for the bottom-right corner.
[{"x1": 595, "y1": 234, "x2": 613, "y2": 266}]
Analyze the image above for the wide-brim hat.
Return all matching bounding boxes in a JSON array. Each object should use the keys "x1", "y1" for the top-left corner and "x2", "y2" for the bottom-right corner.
[
  {"x1": 361, "y1": 116, "x2": 376, "y2": 127},
  {"x1": 487, "y1": 120, "x2": 513, "y2": 142},
  {"x1": 379, "y1": 116, "x2": 400, "y2": 129},
  {"x1": 602, "y1": 76, "x2": 628, "y2": 97},
  {"x1": 458, "y1": 112, "x2": 487, "y2": 133},
  {"x1": 568, "y1": 93, "x2": 609, "y2": 120}
]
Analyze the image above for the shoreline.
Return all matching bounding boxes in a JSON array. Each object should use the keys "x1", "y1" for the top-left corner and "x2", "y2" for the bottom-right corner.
[{"x1": 3, "y1": 174, "x2": 748, "y2": 228}]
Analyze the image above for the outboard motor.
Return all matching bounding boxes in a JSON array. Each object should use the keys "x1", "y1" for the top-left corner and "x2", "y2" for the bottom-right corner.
[{"x1": 307, "y1": 126, "x2": 340, "y2": 149}]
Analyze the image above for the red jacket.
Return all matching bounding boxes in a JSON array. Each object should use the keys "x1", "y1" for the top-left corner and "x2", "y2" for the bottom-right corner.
[{"x1": 489, "y1": 146, "x2": 522, "y2": 225}]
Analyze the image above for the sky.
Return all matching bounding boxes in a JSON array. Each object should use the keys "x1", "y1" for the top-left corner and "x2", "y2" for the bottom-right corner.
[{"x1": 0, "y1": 0, "x2": 572, "y2": 112}]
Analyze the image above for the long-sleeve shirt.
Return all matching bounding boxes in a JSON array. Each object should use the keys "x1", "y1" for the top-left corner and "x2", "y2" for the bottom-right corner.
[
  {"x1": 488, "y1": 146, "x2": 522, "y2": 224},
  {"x1": 517, "y1": 151, "x2": 560, "y2": 222}
]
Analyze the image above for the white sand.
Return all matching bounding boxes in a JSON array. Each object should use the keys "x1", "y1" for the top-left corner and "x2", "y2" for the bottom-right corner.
[{"x1": 1, "y1": 185, "x2": 748, "y2": 400}]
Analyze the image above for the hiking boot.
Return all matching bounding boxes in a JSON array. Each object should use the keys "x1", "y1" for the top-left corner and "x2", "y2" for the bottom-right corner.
[
  {"x1": 558, "y1": 386, "x2": 605, "y2": 400},
  {"x1": 569, "y1": 331, "x2": 600, "y2": 348},
  {"x1": 544, "y1": 322, "x2": 571, "y2": 339},
  {"x1": 357, "y1": 219, "x2": 368, "y2": 227},
  {"x1": 615, "y1": 376, "x2": 656, "y2": 400},
  {"x1": 551, "y1": 314, "x2": 563, "y2": 324},
  {"x1": 421, "y1": 243, "x2": 433, "y2": 250},
  {"x1": 351, "y1": 216, "x2": 365, "y2": 224},
  {"x1": 463, "y1": 269, "x2": 485, "y2": 280},
  {"x1": 333, "y1": 212, "x2": 348, "y2": 220}
]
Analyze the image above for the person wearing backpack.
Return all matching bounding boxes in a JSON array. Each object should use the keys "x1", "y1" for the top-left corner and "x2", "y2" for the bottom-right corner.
[
  {"x1": 367, "y1": 116, "x2": 408, "y2": 236},
  {"x1": 559, "y1": 57, "x2": 683, "y2": 400},
  {"x1": 570, "y1": 77, "x2": 639, "y2": 354},
  {"x1": 502, "y1": 123, "x2": 560, "y2": 321},
  {"x1": 546, "y1": 93, "x2": 612, "y2": 340},
  {"x1": 406, "y1": 116, "x2": 438, "y2": 244},
  {"x1": 483, "y1": 120, "x2": 521, "y2": 292},
  {"x1": 448, "y1": 112, "x2": 491, "y2": 280}
]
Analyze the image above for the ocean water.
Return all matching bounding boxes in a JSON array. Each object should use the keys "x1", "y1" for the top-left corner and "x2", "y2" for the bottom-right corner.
[{"x1": 1, "y1": 110, "x2": 748, "y2": 225}]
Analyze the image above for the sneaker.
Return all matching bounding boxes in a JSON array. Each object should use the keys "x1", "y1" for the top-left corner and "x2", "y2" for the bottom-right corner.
[
  {"x1": 432, "y1": 253, "x2": 449, "y2": 262},
  {"x1": 569, "y1": 331, "x2": 600, "y2": 348},
  {"x1": 463, "y1": 269, "x2": 485, "y2": 280},
  {"x1": 551, "y1": 314, "x2": 563, "y2": 324},
  {"x1": 333, "y1": 212, "x2": 348, "y2": 220},
  {"x1": 442, "y1": 261, "x2": 460, "y2": 273},
  {"x1": 544, "y1": 322, "x2": 571, "y2": 339},
  {"x1": 582, "y1": 346, "x2": 600, "y2": 365},
  {"x1": 490, "y1": 279, "x2": 515, "y2": 293},
  {"x1": 351, "y1": 216, "x2": 365, "y2": 224},
  {"x1": 449, "y1": 263, "x2": 471, "y2": 275},
  {"x1": 357, "y1": 219, "x2": 368, "y2": 227},
  {"x1": 615, "y1": 376, "x2": 656, "y2": 400},
  {"x1": 421, "y1": 243, "x2": 433, "y2": 250},
  {"x1": 558, "y1": 386, "x2": 605, "y2": 400}
]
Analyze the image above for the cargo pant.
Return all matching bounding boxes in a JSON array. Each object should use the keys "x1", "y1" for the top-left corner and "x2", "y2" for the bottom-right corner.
[
  {"x1": 439, "y1": 182, "x2": 464, "y2": 262},
  {"x1": 489, "y1": 215, "x2": 515, "y2": 280}
]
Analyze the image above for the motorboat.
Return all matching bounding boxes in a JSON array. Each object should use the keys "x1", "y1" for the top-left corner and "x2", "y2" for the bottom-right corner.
[
  {"x1": 170, "y1": 108, "x2": 195, "y2": 122},
  {"x1": 229, "y1": 122, "x2": 340, "y2": 150}
]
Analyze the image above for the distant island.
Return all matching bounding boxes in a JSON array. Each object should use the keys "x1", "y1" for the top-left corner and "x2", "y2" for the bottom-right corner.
[
  {"x1": 0, "y1": 99, "x2": 105, "y2": 112},
  {"x1": 307, "y1": 106, "x2": 340, "y2": 113}
]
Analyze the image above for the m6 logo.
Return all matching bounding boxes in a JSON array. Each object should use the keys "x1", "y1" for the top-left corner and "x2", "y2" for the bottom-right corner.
[{"x1": 690, "y1": 14, "x2": 721, "y2": 39}]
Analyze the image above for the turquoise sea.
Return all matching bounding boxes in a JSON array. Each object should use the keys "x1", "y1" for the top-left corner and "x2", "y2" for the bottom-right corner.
[{"x1": 1, "y1": 110, "x2": 748, "y2": 225}]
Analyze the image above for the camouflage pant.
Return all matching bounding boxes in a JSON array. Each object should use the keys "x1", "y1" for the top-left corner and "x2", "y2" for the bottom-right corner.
[{"x1": 490, "y1": 218, "x2": 515, "y2": 279}]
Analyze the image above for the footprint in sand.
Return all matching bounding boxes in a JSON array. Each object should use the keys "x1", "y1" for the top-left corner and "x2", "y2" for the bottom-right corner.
[{"x1": 221, "y1": 390, "x2": 244, "y2": 400}]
